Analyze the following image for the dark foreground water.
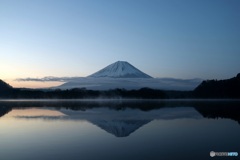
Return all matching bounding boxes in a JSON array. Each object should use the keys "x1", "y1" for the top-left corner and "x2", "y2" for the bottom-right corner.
[{"x1": 0, "y1": 100, "x2": 239, "y2": 160}]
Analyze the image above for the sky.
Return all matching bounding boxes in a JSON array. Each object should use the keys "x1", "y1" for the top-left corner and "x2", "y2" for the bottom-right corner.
[{"x1": 0, "y1": 0, "x2": 240, "y2": 88}]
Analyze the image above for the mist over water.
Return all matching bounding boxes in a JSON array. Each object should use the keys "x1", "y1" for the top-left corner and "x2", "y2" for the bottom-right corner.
[{"x1": 0, "y1": 100, "x2": 239, "y2": 160}]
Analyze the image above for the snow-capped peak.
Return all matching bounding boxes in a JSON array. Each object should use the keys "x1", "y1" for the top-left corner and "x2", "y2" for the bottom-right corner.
[{"x1": 88, "y1": 61, "x2": 152, "y2": 78}]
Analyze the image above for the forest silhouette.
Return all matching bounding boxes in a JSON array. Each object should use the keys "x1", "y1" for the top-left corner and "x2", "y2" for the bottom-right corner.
[{"x1": 0, "y1": 73, "x2": 239, "y2": 99}]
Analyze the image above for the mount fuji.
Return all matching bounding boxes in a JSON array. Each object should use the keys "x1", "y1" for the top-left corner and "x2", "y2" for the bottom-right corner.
[
  {"x1": 54, "y1": 61, "x2": 202, "y2": 90},
  {"x1": 88, "y1": 61, "x2": 152, "y2": 78}
]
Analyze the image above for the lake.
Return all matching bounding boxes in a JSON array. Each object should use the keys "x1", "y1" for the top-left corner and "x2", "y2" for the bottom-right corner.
[{"x1": 0, "y1": 100, "x2": 239, "y2": 160}]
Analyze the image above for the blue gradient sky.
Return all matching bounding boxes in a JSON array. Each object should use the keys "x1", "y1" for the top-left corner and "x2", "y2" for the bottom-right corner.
[{"x1": 0, "y1": 0, "x2": 240, "y2": 87}]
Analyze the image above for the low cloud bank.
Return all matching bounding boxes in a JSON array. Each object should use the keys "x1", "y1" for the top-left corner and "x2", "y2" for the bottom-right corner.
[
  {"x1": 16, "y1": 76, "x2": 83, "y2": 82},
  {"x1": 16, "y1": 76, "x2": 202, "y2": 90}
]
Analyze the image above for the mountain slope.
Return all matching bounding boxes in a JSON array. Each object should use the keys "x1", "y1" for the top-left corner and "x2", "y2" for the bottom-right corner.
[
  {"x1": 0, "y1": 80, "x2": 12, "y2": 91},
  {"x1": 88, "y1": 61, "x2": 152, "y2": 78},
  {"x1": 194, "y1": 73, "x2": 240, "y2": 98},
  {"x1": 53, "y1": 61, "x2": 201, "y2": 90}
]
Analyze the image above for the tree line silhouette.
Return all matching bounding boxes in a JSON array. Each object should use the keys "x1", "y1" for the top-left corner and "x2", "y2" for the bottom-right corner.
[
  {"x1": 0, "y1": 87, "x2": 167, "y2": 99},
  {"x1": 0, "y1": 73, "x2": 239, "y2": 99},
  {"x1": 194, "y1": 73, "x2": 240, "y2": 98}
]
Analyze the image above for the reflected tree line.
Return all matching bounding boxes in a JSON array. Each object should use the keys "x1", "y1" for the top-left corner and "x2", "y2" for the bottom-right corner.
[{"x1": 0, "y1": 100, "x2": 240, "y2": 125}]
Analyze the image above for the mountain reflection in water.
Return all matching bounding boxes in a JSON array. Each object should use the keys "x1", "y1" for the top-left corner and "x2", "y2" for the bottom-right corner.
[{"x1": 0, "y1": 100, "x2": 240, "y2": 137}]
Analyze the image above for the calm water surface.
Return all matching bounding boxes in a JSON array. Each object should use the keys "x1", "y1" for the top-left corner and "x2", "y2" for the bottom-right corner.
[{"x1": 0, "y1": 100, "x2": 239, "y2": 160}]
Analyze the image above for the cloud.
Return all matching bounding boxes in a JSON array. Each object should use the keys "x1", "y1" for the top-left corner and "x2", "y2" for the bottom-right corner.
[
  {"x1": 15, "y1": 76, "x2": 202, "y2": 90},
  {"x1": 15, "y1": 76, "x2": 83, "y2": 82}
]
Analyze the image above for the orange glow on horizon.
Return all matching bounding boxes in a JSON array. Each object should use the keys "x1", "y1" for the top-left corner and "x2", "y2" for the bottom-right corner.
[{"x1": 7, "y1": 80, "x2": 64, "y2": 89}]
